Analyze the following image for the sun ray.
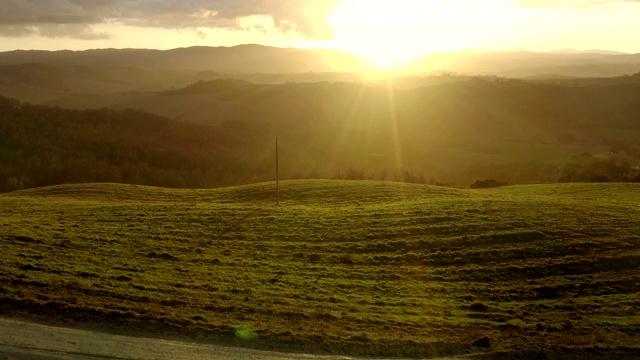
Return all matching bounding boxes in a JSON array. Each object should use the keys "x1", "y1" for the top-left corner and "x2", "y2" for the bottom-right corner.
[
  {"x1": 384, "y1": 79, "x2": 403, "y2": 170},
  {"x1": 328, "y1": 83, "x2": 368, "y2": 172}
]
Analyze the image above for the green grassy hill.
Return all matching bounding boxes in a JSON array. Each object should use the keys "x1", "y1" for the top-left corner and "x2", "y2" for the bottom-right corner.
[{"x1": 1, "y1": 180, "x2": 639, "y2": 357}]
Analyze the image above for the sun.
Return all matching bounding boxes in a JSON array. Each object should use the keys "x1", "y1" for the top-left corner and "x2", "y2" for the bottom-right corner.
[
  {"x1": 327, "y1": 0, "x2": 427, "y2": 69},
  {"x1": 327, "y1": 0, "x2": 518, "y2": 70}
]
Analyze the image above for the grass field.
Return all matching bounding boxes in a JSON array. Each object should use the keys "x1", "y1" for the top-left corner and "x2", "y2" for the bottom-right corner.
[{"x1": 1, "y1": 180, "x2": 639, "y2": 358}]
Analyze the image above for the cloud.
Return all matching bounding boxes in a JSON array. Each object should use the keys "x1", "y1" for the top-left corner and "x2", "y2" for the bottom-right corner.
[
  {"x1": 37, "y1": 24, "x2": 114, "y2": 40},
  {"x1": 0, "y1": 0, "x2": 115, "y2": 39},
  {"x1": 515, "y1": 0, "x2": 640, "y2": 8},
  {"x1": 0, "y1": 0, "x2": 341, "y2": 40}
]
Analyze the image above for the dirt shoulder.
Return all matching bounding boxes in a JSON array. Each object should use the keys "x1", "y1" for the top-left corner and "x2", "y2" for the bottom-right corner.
[
  {"x1": 0, "y1": 300, "x2": 478, "y2": 359},
  {"x1": 1, "y1": 312, "x2": 639, "y2": 360},
  {"x1": 0, "y1": 316, "x2": 402, "y2": 360}
]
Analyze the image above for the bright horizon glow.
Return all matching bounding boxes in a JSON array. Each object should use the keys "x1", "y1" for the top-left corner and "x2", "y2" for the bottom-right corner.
[
  {"x1": 317, "y1": 0, "x2": 640, "y2": 70},
  {"x1": 0, "y1": 0, "x2": 639, "y2": 71},
  {"x1": 326, "y1": 0, "x2": 521, "y2": 69}
]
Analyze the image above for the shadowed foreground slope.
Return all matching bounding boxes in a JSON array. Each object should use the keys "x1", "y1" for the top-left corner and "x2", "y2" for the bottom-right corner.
[{"x1": 1, "y1": 180, "x2": 639, "y2": 358}]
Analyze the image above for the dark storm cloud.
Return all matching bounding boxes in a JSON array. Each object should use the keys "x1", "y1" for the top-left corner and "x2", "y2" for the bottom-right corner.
[{"x1": 0, "y1": 0, "x2": 340, "y2": 40}]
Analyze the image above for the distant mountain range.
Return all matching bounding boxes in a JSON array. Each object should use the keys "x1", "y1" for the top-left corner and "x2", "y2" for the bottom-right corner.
[
  {"x1": 0, "y1": 44, "x2": 638, "y2": 79},
  {"x1": 1, "y1": 45, "x2": 640, "y2": 105},
  {"x1": 0, "y1": 45, "x2": 371, "y2": 73},
  {"x1": 546, "y1": 49, "x2": 627, "y2": 55},
  {"x1": 407, "y1": 50, "x2": 640, "y2": 78}
]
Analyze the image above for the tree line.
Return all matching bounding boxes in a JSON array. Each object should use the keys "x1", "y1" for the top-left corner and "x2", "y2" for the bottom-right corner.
[
  {"x1": 2, "y1": 74, "x2": 640, "y2": 193},
  {"x1": 0, "y1": 96, "x2": 269, "y2": 192}
]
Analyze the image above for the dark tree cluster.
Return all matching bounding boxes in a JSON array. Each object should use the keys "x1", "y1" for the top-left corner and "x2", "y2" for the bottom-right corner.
[
  {"x1": 558, "y1": 152, "x2": 640, "y2": 183},
  {"x1": 469, "y1": 179, "x2": 509, "y2": 189},
  {"x1": 0, "y1": 96, "x2": 278, "y2": 192}
]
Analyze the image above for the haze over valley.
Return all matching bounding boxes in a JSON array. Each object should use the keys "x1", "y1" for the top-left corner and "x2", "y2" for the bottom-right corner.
[{"x1": 2, "y1": 45, "x2": 640, "y2": 193}]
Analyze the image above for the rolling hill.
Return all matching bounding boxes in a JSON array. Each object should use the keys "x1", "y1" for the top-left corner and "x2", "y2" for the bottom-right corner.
[
  {"x1": 408, "y1": 50, "x2": 640, "y2": 78},
  {"x1": 2, "y1": 45, "x2": 640, "y2": 105},
  {"x1": 1, "y1": 46, "x2": 640, "y2": 193},
  {"x1": 0, "y1": 45, "x2": 371, "y2": 73},
  {"x1": 2, "y1": 74, "x2": 640, "y2": 193},
  {"x1": 1, "y1": 46, "x2": 638, "y2": 79},
  {"x1": 1, "y1": 180, "x2": 639, "y2": 357},
  {"x1": 2, "y1": 42, "x2": 640, "y2": 360},
  {"x1": 0, "y1": 45, "x2": 374, "y2": 104}
]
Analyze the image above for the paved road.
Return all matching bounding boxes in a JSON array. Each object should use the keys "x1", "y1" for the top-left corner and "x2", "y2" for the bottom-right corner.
[{"x1": 0, "y1": 317, "x2": 426, "y2": 360}]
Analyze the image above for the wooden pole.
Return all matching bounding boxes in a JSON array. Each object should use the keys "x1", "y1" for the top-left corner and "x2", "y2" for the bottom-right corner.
[{"x1": 276, "y1": 138, "x2": 279, "y2": 205}]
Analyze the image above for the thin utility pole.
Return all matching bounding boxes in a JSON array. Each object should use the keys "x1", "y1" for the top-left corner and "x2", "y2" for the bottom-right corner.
[{"x1": 276, "y1": 138, "x2": 279, "y2": 205}]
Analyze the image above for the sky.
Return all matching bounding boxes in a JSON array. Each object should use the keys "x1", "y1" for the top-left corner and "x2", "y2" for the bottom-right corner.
[{"x1": 1, "y1": 0, "x2": 639, "y2": 68}]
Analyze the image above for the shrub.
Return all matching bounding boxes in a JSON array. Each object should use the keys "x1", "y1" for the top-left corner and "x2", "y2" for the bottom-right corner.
[
  {"x1": 470, "y1": 179, "x2": 508, "y2": 189},
  {"x1": 145, "y1": 251, "x2": 179, "y2": 261},
  {"x1": 473, "y1": 336, "x2": 491, "y2": 348},
  {"x1": 469, "y1": 301, "x2": 489, "y2": 311},
  {"x1": 308, "y1": 254, "x2": 322, "y2": 262},
  {"x1": 337, "y1": 254, "x2": 355, "y2": 264}
]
